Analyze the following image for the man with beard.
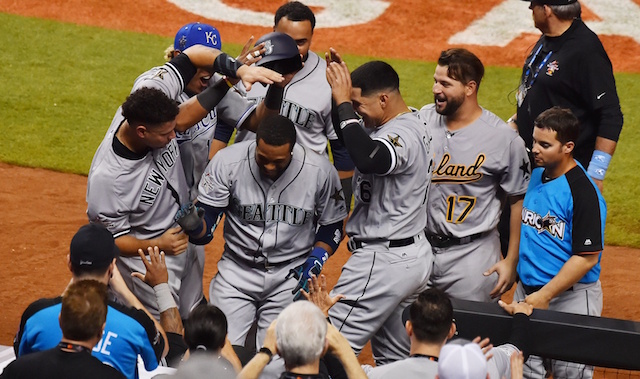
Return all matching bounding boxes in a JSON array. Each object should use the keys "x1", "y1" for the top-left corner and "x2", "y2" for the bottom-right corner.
[{"x1": 417, "y1": 48, "x2": 530, "y2": 302}]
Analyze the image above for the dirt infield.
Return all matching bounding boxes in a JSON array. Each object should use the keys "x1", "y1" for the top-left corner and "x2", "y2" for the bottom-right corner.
[{"x1": 2, "y1": 0, "x2": 640, "y2": 366}]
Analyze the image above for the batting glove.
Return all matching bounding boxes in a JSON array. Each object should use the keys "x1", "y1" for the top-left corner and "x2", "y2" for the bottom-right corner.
[
  {"x1": 174, "y1": 203, "x2": 205, "y2": 236},
  {"x1": 287, "y1": 247, "x2": 329, "y2": 301}
]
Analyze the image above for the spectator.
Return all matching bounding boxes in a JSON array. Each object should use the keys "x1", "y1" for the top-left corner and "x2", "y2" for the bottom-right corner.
[
  {"x1": 2, "y1": 280, "x2": 125, "y2": 379},
  {"x1": 14, "y1": 224, "x2": 167, "y2": 378}
]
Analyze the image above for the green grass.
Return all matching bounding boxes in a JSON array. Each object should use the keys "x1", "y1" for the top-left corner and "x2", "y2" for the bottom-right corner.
[{"x1": 1, "y1": 12, "x2": 638, "y2": 247}]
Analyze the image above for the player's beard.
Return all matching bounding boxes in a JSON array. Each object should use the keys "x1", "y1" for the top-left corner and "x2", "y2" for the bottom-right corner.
[{"x1": 434, "y1": 93, "x2": 464, "y2": 116}]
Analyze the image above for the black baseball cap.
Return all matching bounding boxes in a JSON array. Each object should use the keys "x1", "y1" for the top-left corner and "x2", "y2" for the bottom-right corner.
[
  {"x1": 521, "y1": 0, "x2": 577, "y2": 5},
  {"x1": 255, "y1": 32, "x2": 303, "y2": 75},
  {"x1": 69, "y1": 224, "x2": 119, "y2": 269}
]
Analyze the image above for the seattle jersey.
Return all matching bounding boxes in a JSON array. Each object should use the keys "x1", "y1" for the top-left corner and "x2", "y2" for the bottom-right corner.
[
  {"x1": 418, "y1": 105, "x2": 530, "y2": 237},
  {"x1": 197, "y1": 141, "x2": 347, "y2": 263},
  {"x1": 14, "y1": 297, "x2": 163, "y2": 379},
  {"x1": 234, "y1": 51, "x2": 336, "y2": 157},
  {"x1": 346, "y1": 111, "x2": 431, "y2": 240},
  {"x1": 518, "y1": 164, "x2": 606, "y2": 287}
]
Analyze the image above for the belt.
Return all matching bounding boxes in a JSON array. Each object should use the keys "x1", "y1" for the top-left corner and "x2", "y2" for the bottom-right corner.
[
  {"x1": 240, "y1": 256, "x2": 299, "y2": 271},
  {"x1": 521, "y1": 283, "x2": 573, "y2": 296},
  {"x1": 347, "y1": 232, "x2": 425, "y2": 252},
  {"x1": 426, "y1": 231, "x2": 488, "y2": 249}
]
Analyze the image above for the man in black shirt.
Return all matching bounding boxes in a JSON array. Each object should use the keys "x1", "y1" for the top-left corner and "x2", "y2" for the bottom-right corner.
[{"x1": 508, "y1": 0, "x2": 623, "y2": 191}]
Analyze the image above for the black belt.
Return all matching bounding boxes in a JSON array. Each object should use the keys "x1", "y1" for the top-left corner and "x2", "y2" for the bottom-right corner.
[
  {"x1": 240, "y1": 256, "x2": 299, "y2": 271},
  {"x1": 347, "y1": 233, "x2": 423, "y2": 252},
  {"x1": 426, "y1": 231, "x2": 487, "y2": 249},
  {"x1": 521, "y1": 283, "x2": 573, "y2": 296}
]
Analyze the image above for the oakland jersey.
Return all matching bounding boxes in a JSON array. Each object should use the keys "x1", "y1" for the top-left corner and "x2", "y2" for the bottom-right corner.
[{"x1": 418, "y1": 104, "x2": 530, "y2": 237}]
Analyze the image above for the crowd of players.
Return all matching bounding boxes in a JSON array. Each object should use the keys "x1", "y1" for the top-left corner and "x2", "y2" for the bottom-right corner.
[{"x1": 3, "y1": 0, "x2": 623, "y2": 378}]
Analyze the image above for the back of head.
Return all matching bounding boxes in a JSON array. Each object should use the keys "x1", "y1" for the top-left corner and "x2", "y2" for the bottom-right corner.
[
  {"x1": 256, "y1": 114, "x2": 297, "y2": 150},
  {"x1": 548, "y1": 1, "x2": 582, "y2": 20},
  {"x1": 122, "y1": 87, "x2": 180, "y2": 128},
  {"x1": 174, "y1": 22, "x2": 221, "y2": 51},
  {"x1": 351, "y1": 60, "x2": 400, "y2": 97},
  {"x1": 274, "y1": 1, "x2": 316, "y2": 30},
  {"x1": 184, "y1": 304, "x2": 228, "y2": 353},
  {"x1": 438, "y1": 340, "x2": 487, "y2": 379},
  {"x1": 438, "y1": 48, "x2": 485, "y2": 89},
  {"x1": 276, "y1": 301, "x2": 327, "y2": 368},
  {"x1": 534, "y1": 106, "x2": 579, "y2": 145},
  {"x1": 407, "y1": 288, "x2": 454, "y2": 344},
  {"x1": 69, "y1": 223, "x2": 119, "y2": 278},
  {"x1": 60, "y1": 280, "x2": 108, "y2": 341}
]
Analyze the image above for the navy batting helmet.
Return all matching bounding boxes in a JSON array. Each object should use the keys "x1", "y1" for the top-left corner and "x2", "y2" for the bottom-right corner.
[{"x1": 255, "y1": 32, "x2": 302, "y2": 75}]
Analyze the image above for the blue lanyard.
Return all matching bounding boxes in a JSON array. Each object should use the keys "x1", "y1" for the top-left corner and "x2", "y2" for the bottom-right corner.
[{"x1": 523, "y1": 44, "x2": 553, "y2": 88}]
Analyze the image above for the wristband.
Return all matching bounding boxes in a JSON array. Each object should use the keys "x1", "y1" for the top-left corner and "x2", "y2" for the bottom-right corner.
[
  {"x1": 196, "y1": 83, "x2": 229, "y2": 112},
  {"x1": 153, "y1": 283, "x2": 177, "y2": 313},
  {"x1": 264, "y1": 85, "x2": 284, "y2": 110},
  {"x1": 213, "y1": 53, "x2": 243, "y2": 79},
  {"x1": 587, "y1": 150, "x2": 611, "y2": 181}
]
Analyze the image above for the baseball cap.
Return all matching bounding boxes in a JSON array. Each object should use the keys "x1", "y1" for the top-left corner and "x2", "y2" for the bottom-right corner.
[
  {"x1": 174, "y1": 22, "x2": 221, "y2": 51},
  {"x1": 521, "y1": 0, "x2": 577, "y2": 5},
  {"x1": 438, "y1": 340, "x2": 487, "y2": 379},
  {"x1": 255, "y1": 32, "x2": 303, "y2": 75},
  {"x1": 69, "y1": 224, "x2": 119, "y2": 269}
]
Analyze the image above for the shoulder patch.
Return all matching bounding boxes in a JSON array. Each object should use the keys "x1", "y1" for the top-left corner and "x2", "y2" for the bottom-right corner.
[{"x1": 387, "y1": 134, "x2": 403, "y2": 147}]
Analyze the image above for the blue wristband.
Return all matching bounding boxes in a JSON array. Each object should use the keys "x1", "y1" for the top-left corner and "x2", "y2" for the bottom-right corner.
[
  {"x1": 310, "y1": 246, "x2": 329, "y2": 264},
  {"x1": 587, "y1": 150, "x2": 611, "y2": 181}
]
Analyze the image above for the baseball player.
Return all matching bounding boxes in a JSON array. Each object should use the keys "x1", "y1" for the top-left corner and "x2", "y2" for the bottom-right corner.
[
  {"x1": 213, "y1": 2, "x2": 355, "y2": 209},
  {"x1": 325, "y1": 54, "x2": 432, "y2": 365},
  {"x1": 176, "y1": 114, "x2": 347, "y2": 349},
  {"x1": 417, "y1": 48, "x2": 530, "y2": 302},
  {"x1": 515, "y1": 107, "x2": 606, "y2": 379},
  {"x1": 87, "y1": 34, "x2": 284, "y2": 320}
]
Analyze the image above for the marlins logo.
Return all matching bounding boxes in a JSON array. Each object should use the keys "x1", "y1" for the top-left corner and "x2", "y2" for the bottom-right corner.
[
  {"x1": 546, "y1": 60, "x2": 559, "y2": 76},
  {"x1": 522, "y1": 208, "x2": 565, "y2": 240}
]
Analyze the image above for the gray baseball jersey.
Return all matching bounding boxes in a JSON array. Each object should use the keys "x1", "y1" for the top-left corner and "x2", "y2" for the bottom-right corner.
[
  {"x1": 86, "y1": 112, "x2": 202, "y2": 320},
  {"x1": 417, "y1": 104, "x2": 530, "y2": 302},
  {"x1": 197, "y1": 140, "x2": 347, "y2": 346},
  {"x1": 234, "y1": 51, "x2": 337, "y2": 157},
  {"x1": 131, "y1": 65, "x2": 257, "y2": 200},
  {"x1": 329, "y1": 111, "x2": 433, "y2": 365},
  {"x1": 363, "y1": 357, "x2": 438, "y2": 379}
]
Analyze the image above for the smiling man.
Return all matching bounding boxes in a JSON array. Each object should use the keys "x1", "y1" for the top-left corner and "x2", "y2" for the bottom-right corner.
[
  {"x1": 177, "y1": 114, "x2": 347, "y2": 352},
  {"x1": 417, "y1": 48, "x2": 530, "y2": 303}
]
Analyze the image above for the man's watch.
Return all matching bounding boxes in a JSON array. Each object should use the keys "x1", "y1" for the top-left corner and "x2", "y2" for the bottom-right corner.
[{"x1": 258, "y1": 346, "x2": 273, "y2": 362}]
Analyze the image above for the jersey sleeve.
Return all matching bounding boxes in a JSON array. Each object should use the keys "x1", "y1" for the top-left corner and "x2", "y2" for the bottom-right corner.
[
  {"x1": 567, "y1": 169, "x2": 606, "y2": 254},
  {"x1": 197, "y1": 151, "x2": 232, "y2": 208},
  {"x1": 372, "y1": 119, "x2": 419, "y2": 176},
  {"x1": 131, "y1": 61, "x2": 189, "y2": 100},
  {"x1": 315, "y1": 162, "x2": 349, "y2": 226},
  {"x1": 216, "y1": 89, "x2": 257, "y2": 130},
  {"x1": 499, "y1": 133, "x2": 531, "y2": 196}
]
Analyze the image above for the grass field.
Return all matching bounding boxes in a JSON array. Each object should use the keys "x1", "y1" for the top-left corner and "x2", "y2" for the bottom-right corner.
[{"x1": 1, "y1": 12, "x2": 638, "y2": 247}]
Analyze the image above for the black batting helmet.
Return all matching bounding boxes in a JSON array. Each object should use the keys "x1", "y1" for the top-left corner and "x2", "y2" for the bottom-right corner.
[{"x1": 255, "y1": 32, "x2": 302, "y2": 75}]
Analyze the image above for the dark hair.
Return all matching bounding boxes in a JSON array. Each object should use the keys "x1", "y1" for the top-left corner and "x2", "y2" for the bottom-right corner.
[
  {"x1": 122, "y1": 87, "x2": 180, "y2": 128},
  {"x1": 438, "y1": 48, "x2": 485, "y2": 90},
  {"x1": 184, "y1": 305, "x2": 228, "y2": 353},
  {"x1": 351, "y1": 61, "x2": 400, "y2": 97},
  {"x1": 60, "y1": 280, "x2": 108, "y2": 341},
  {"x1": 550, "y1": 2, "x2": 581, "y2": 20},
  {"x1": 410, "y1": 288, "x2": 453, "y2": 344},
  {"x1": 256, "y1": 114, "x2": 297, "y2": 150},
  {"x1": 534, "y1": 106, "x2": 580, "y2": 145},
  {"x1": 275, "y1": 1, "x2": 316, "y2": 30}
]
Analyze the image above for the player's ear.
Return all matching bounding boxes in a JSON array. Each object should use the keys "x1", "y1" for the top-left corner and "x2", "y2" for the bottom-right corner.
[
  {"x1": 378, "y1": 93, "x2": 389, "y2": 109},
  {"x1": 562, "y1": 141, "x2": 575, "y2": 154},
  {"x1": 136, "y1": 125, "x2": 148, "y2": 139},
  {"x1": 465, "y1": 80, "x2": 477, "y2": 96},
  {"x1": 405, "y1": 320, "x2": 413, "y2": 337}
]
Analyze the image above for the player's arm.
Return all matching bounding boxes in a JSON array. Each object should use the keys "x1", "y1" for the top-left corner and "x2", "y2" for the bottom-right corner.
[
  {"x1": 115, "y1": 229, "x2": 188, "y2": 257},
  {"x1": 326, "y1": 61, "x2": 393, "y2": 174},
  {"x1": 329, "y1": 137, "x2": 355, "y2": 211},
  {"x1": 525, "y1": 253, "x2": 599, "y2": 309}
]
